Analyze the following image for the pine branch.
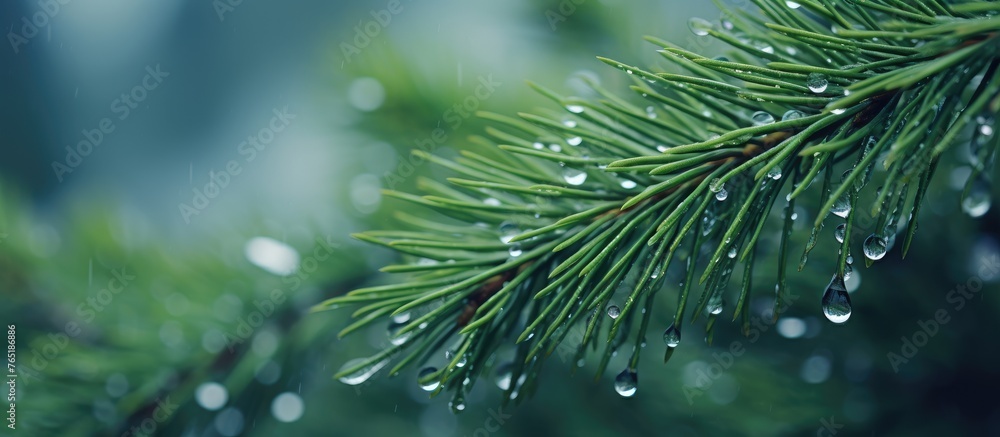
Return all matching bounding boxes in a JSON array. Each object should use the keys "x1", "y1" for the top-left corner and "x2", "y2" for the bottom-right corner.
[{"x1": 316, "y1": 0, "x2": 1000, "y2": 407}]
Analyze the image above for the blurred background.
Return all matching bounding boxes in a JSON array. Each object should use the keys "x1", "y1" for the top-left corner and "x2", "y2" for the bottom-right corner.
[{"x1": 1, "y1": 0, "x2": 999, "y2": 435}]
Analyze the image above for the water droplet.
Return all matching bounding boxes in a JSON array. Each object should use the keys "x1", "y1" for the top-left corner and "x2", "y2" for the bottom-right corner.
[
  {"x1": 821, "y1": 274, "x2": 852, "y2": 324},
  {"x1": 563, "y1": 168, "x2": 587, "y2": 185},
  {"x1": 562, "y1": 120, "x2": 577, "y2": 128},
  {"x1": 495, "y1": 362, "x2": 514, "y2": 390},
  {"x1": 418, "y1": 367, "x2": 439, "y2": 391},
  {"x1": 751, "y1": 111, "x2": 775, "y2": 126},
  {"x1": 388, "y1": 320, "x2": 411, "y2": 346},
  {"x1": 337, "y1": 358, "x2": 389, "y2": 385},
  {"x1": 710, "y1": 178, "x2": 725, "y2": 193},
  {"x1": 962, "y1": 180, "x2": 992, "y2": 218},
  {"x1": 499, "y1": 221, "x2": 519, "y2": 244},
  {"x1": 620, "y1": 179, "x2": 637, "y2": 189},
  {"x1": 456, "y1": 354, "x2": 468, "y2": 368},
  {"x1": 646, "y1": 106, "x2": 657, "y2": 119},
  {"x1": 834, "y1": 223, "x2": 846, "y2": 243},
  {"x1": 862, "y1": 234, "x2": 887, "y2": 261},
  {"x1": 688, "y1": 17, "x2": 712, "y2": 36},
  {"x1": 656, "y1": 144, "x2": 668, "y2": 153},
  {"x1": 663, "y1": 324, "x2": 681, "y2": 348},
  {"x1": 549, "y1": 144, "x2": 562, "y2": 152},
  {"x1": 831, "y1": 194, "x2": 851, "y2": 218},
  {"x1": 786, "y1": 0, "x2": 801, "y2": 8},
  {"x1": 782, "y1": 109, "x2": 806, "y2": 122},
  {"x1": 607, "y1": 305, "x2": 621, "y2": 319},
  {"x1": 807, "y1": 73, "x2": 829, "y2": 93},
  {"x1": 532, "y1": 142, "x2": 544, "y2": 150},
  {"x1": 566, "y1": 104, "x2": 584, "y2": 114},
  {"x1": 567, "y1": 136, "x2": 583, "y2": 146},
  {"x1": 707, "y1": 300, "x2": 724, "y2": 315},
  {"x1": 614, "y1": 369, "x2": 638, "y2": 397},
  {"x1": 449, "y1": 397, "x2": 466, "y2": 413},
  {"x1": 727, "y1": 246, "x2": 737, "y2": 258},
  {"x1": 715, "y1": 188, "x2": 729, "y2": 201},
  {"x1": 752, "y1": 40, "x2": 774, "y2": 54},
  {"x1": 767, "y1": 167, "x2": 782, "y2": 180},
  {"x1": 508, "y1": 244, "x2": 523, "y2": 257},
  {"x1": 392, "y1": 312, "x2": 411, "y2": 324},
  {"x1": 484, "y1": 198, "x2": 501, "y2": 207}
]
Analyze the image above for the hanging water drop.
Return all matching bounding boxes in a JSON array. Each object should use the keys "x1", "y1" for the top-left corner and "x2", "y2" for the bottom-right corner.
[
  {"x1": 387, "y1": 320, "x2": 411, "y2": 346},
  {"x1": 613, "y1": 369, "x2": 638, "y2": 397},
  {"x1": 688, "y1": 17, "x2": 712, "y2": 36},
  {"x1": 831, "y1": 108, "x2": 846, "y2": 115},
  {"x1": 831, "y1": 194, "x2": 851, "y2": 218},
  {"x1": 494, "y1": 362, "x2": 514, "y2": 390},
  {"x1": 727, "y1": 246, "x2": 737, "y2": 258},
  {"x1": 337, "y1": 358, "x2": 389, "y2": 386},
  {"x1": 834, "y1": 223, "x2": 846, "y2": 243},
  {"x1": 786, "y1": 0, "x2": 801, "y2": 8},
  {"x1": 549, "y1": 144, "x2": 562, "y2": 152},
  {"x1": 807, "y1": 73, "x2": 829, "y2": 93},
  {"x1": 751, "y1": 111, "x2": 775, "y2": 126},
  {"x1": 715, "y1": 188, "x2": 729, "y2": 201},
  {"x1": 767, "y1": 167, "x2": 782, "y2": 180},
  {"x1": 620, "y1": 179, "x2": 637, "y2": 189},
  {"x1": 962, "y1": 179, "x2": 992, "y2": 218},
  {"x1": 751, "y1": 40, "x2": 774, "y2": 54},
  {"x1": 862, "y1": 234, "x2": 887, "y2": 261},
  {"x1": 607, "y1": 305, "x2": 621, "y2": 319},
  {"x1": 508, "y1": 243, "x2": 523, "y2": 258},
  {"x1": 707, "y1": 299, "x2": 724, "y2": 315},
  {"x1": 562, "y1": 120, "x2": 577, "y2": 128},
  {"x1": 563, "y1": 168, "x2": 587, "y2": 185},
  {"x1": 449, "y1": 396, "x2": 466, "y2": 413},
  {"x1": 484, "y1": 198, "x2": 501, "y2": 207},
  {"x1": 821, "y1": 274, "x2": 852, "y2": 324},
  {"x1": 418, "y1": 367, "x2": 439, "y2": 392},
  {"x1": 710, "y1": 178, "x2": 725, "y2": 193},
  {"x1": 566, "y1": 104, "x2": 584, "y2": 114},
  {"x1": 532, "y1": 142, "x2": 544, "y2": 150},
  {"x1": 782, "y1": 109, "x2": 806, "y2": 122},
  {"x1": 499, "y1": 221, "x2": 519, "y2": 244},
  {"x1": 662, "y1": 324, "x2": 681, "y2": 348}
]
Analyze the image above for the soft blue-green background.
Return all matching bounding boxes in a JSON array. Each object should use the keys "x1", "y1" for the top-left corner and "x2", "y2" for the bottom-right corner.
[{"x1": 1, "y1": 0, "x2": 999, "y2": 436}]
